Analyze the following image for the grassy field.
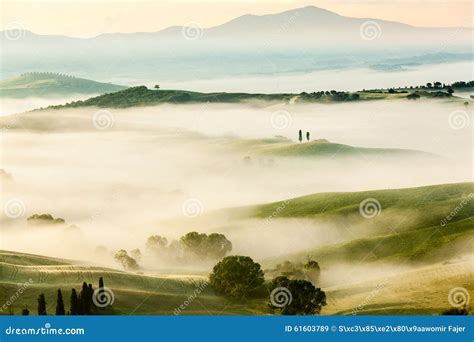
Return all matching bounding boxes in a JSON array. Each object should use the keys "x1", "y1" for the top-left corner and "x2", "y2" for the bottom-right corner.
[
  {"x1": 225, "y1": 182, "x2": 474, "y2": 264},
  {"x1": 1, "y1": 250, "x2": 471, "y2": 315},
  {"x1": 0, "y1": 250, "x2": 266, "y2": 315},
  {"x1": 1, "y1": 183, "x2": 472, "y2": 315},
  {"x1": 231, "y1": 137, "x2": 431, "y2": 158},
  {"x1": 0, "y1": 73, "x2": 127, "y2": 98}
]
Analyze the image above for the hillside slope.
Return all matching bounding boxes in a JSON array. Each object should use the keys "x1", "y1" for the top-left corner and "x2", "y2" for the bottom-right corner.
[{"x1": 0, "y1": 73, "x2": 127, "y2": 98}]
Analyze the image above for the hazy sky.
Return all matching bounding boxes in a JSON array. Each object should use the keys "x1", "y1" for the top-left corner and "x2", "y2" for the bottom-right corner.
[{"x1": 1, "y1": 0, "x2": 472, "y2": 38}]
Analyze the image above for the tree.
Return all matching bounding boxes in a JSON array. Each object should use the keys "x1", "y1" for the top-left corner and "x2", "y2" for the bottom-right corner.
[
  {"x1": 206, "y1": 233, "x2": 232, "y2": 259},
  {"x1": 434, "y1": 81, "x2": 442, "y2": 89},
  {"x1": 130, "y1": 248, "x2": 142, "y2": 261},
  {"x1": 269, "y1": 276, "x2": 326, "y2": 315},
  {"x1": 298, "y1": 130, "x2": 302, "y2": 143},
  {"x1": 21, "y1": 306, "x2": 29, "y2": 315},
  {"x1": 37, "y1": 294, "x2": 47, "y2": 315},
  {"x1": 306, "y1": 132, "x2": 310, "y2": 142},
  {"x1": 146, "y1": 235, "x2": 168, "y2": 251},
  {"x1": 446, "y1": 87, "x2": 454, "y2": 95},
  {"x1": 442, "y1": 307, "x2": 469, "y2": 315},
  {"x1": 70, "y1": 289, "x2": 80, "y2": 315},
  {"x1": 426, "y1": 82, "x2": 432, "y2": 88},
  {"x1": 407, "y1": 93, "x2": 420, "y2": 100},
  {"x1": 55, "y1": 289, "x2": 65, "y2": 315},
  {"x1": 154, "y1": 85, "x2": 160, "y2": 89},
  {"x1": 81, "y1": 282, "x2": 91, "y2": 315},
  {"x1": 303, "y1": 259, "x2": 321, "y2": 284},
  {"x1": 99, "y1": 277, "x2": 104, "y2": 291},
  {"x1": 180, "y1": 232, "x2": 232, "y2": 259},
  {"x1": 209, "y1": 256, "x2": 264, "y2": 298},
  {"x1": 114, "y1": 249, "x2": 139, "y2": 271}
]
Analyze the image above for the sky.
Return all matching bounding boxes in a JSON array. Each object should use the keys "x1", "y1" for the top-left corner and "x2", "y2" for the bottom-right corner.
[{"x1": 1, "y1": 0, "x2": 472, "y2": 38}]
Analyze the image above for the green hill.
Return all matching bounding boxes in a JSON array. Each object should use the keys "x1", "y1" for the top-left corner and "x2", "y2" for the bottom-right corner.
[
  {"x1": 0, "y1": 250, "x2": 264, "y2": 315},
  {"x1": 233, "y1": 137, "x2": 432, "y2": 158},
  {"x1": 0, "y1": 73, "x2": 127, "y2": 98},
  {"x1": 243, "y1": 182, "x2": 474, "y2": 264}
]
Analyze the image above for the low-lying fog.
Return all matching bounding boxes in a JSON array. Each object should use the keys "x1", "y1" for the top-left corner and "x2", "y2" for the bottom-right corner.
[{"x1": 0, "y1": 98, "x2": 472, "y2": 277}]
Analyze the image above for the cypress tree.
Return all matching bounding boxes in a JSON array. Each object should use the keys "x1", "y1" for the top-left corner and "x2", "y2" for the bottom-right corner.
[
  {"x1": 88, "y1": 284, "x2": 94, "y2": 311},
  {"x1": 99, "y1": 277, "x2": 104, "y2": 291},
  {"x1": 81, "y1": 282, "x2": 93, "y2": 315},
  {"x1": 55, "y1": 289, "x2": 65, "y2": 315},
  {"x1": 70, "y1": 289, "x2": 80, "y2": 315},
  {"x1": 21, "y1": 306, "x2": 29, "y2": 315},
  {"x1": 37, "y1": 294, "x2": 47, "y2": 315},
  {"x1": 298, "y1": 130, "x2": 302, "y2": 143}
]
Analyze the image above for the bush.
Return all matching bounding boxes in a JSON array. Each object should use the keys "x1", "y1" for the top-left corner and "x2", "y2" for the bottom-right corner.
[
  {"x1": 269, "y1": 276, "x2": 326, "y2": 315},
  {"x1": 209, "y1": 256, "x2": 264, "y2": 298}
]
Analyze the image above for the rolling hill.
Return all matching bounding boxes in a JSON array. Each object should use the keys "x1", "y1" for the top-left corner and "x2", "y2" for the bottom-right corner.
[
  {"x1": 234, "y1": 137, "x2": 433, "y2": 159},
  {"x1": 242, "y1": 182, "x2": 474, "y2": 264},
  {"x1": 0, "y1": 73, "x2": 127, "y2": 98}
]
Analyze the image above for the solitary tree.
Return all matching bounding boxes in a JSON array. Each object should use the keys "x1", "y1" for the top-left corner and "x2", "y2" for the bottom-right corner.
[
  {"x1": 55, "y1": 289, "x2": 65, "y2": 315},
  {"x1": 37, "y1": 294, "x2": 47, "y2": 315},
  {"x1": 210, "y1": 255, "x2": 264, "y2": 298},
  {"x1": 70, "y1": 289, "x2": 80, "y2": 315},
  {"x1": 21, "y1": 306, "x2": 30, "y2": 315},
  {"x1": 306, "y1": 132, "x2": 310, "y2": 142},
  {"x1": 298, "y1": 130, "x2": 302, "y2": 143},
  {"x1": 154, "y1": 85, "x2": 160, "y2": 89},
  {"x1": 114, "y1": 249, "x2": 139, "y2": 271},
  {"x1": 99, "y1": 277, "x2": 104, "y2": 291},
  {"x1": 269, "y1": 276, "x2": 327, "y2": 315}
]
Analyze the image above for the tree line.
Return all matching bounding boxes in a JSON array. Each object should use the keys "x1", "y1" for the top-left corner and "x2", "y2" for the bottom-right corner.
[{"x1": 20, "y1": 277, "x2": 108, "y2": 316}]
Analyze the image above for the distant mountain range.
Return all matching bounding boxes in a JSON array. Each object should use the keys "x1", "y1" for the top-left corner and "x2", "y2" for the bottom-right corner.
[{"x1": 1, "y1": 6, "x2": 472, "y2": 82}]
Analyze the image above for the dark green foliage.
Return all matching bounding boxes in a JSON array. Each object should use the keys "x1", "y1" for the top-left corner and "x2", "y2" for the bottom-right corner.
[
  {"x1": 298, "y1": 130, "x2": 302, "y2": 143},
  {"x1": 269, "y1": 276, "x2": 326, "y2": 315},
  {"x1": 180, "y1": 232, "x2": 232, "y2": 259},
  {"x1": 299, "y1": 91, "x2": 360, "y2": 102},
  {"x1": 407, "y1": 93, "x2": 421, "y2": 100},
  {"x1": 114, "y1": 249, "x2": 139, "y2": 270},
  {"x1": 209, "y1": 256, "x2": 264, "y2": 298},
  {"x1": 146, "y1": 235, "x2": 168, "y2": 251},
  {"x1": 55, "y1": 289, "x2": 65, "y2": 315},
  {"x1": 70, "y1": 289, "x2": 80, "y2": 315},
  {"x1": 21, "y1": 306, "x2": 29, "y2": 315},
  {"x1": 37, "y1": 294, "x2": 47, "y2": 315},
  {"x1": 442, "y1": 307, "x2": 469, "y2": 315},
  {"x1": 27, "y1": 213, "x2": 65, "y2": 225},
  {"x1": 266, "y1": 259, "x2": 320, "y2": 284}
]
